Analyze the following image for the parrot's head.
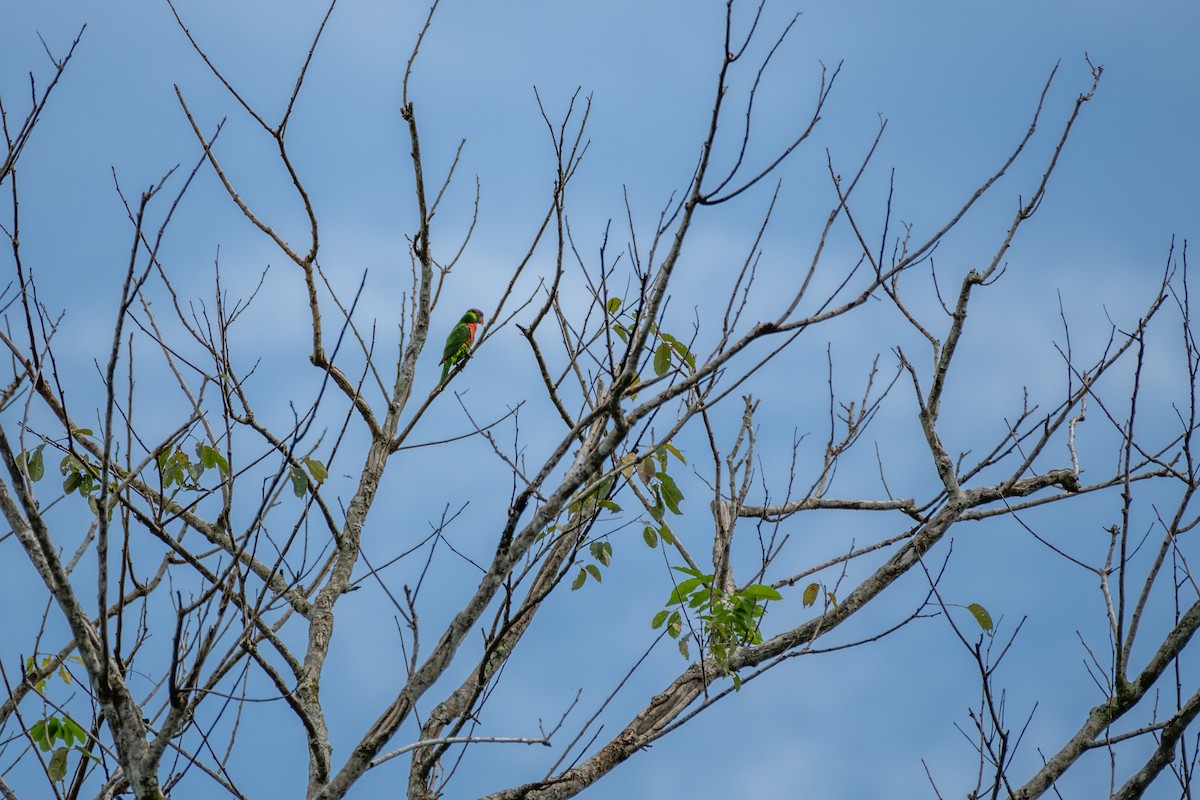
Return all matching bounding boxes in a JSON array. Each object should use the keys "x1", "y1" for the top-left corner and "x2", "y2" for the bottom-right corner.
[{"x1": 465, "y1": 308, "x2": 485, "y2": 324}]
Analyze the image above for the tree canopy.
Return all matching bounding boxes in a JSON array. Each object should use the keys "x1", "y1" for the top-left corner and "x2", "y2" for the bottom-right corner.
[{"x1": 1, "y1": 2, "x2": 1197, "y2": 798}]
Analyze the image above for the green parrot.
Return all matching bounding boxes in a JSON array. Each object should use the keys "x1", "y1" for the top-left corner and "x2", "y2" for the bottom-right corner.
[{"x1": 439, "y1": 308, "x2": 485, "y2": 386}]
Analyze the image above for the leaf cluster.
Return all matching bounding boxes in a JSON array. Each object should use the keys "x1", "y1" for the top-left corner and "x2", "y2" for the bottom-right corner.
[{"x1": 653, "y1": 566, "x2": 782, "y2": 686}]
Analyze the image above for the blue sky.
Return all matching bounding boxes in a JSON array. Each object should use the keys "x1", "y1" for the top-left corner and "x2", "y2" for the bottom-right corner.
[{"x1": 3, "y1": 1, "x2": 1199, "y2": 798}]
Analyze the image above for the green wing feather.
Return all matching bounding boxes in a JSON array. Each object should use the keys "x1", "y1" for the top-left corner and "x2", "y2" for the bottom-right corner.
[
  {"x1": 439, "y1": 323, "x2": 471, "y2": 385},
  {"x1": 439, "y1": 309, "x2": 484, "y2": 386}
]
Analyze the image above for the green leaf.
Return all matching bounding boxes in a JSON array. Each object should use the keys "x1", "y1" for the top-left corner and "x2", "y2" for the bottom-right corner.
[
  {"x1": 304, "y1": 457, "x2": 328, "y2": 483},
  {"x1": 30, "y1": 720, "x2": 49, "y2": 750},
  {"x1": 827, "y1": 591, "x2": 840, "y2": 615},
  {"x1": 653, "y1": 342, "x2": 671, "y2": 376},
  {"x1": 642, "y1": 525, "x2": 658, "y2": 548},
  {"x1": 612, "y1": 323, "x2": 629, "y2": 344},
  {"x1": 585, "y1": 564, "x2": 602, "y2": 583},
  {"x1": 651, "y1": 609, "x2": 669, "y2": 629},
  {"x1": 670, "y1": 339, "x2": 695, "y2": 369},
  {"x1": 28, "y1": 662, "x2": 46, "y2": 695},
  {"x1": 666, "y1": 575, "x2": 707, "y2": 605},
  {"x1": 967, "y1": 602, "x2": 994, "y2": 633},
  {"x1": 589, "y1": 541, "x2": 612, "y2": 566},
  {"x1": 595, "y1": 476, "x2": 614, "y2": 498},
  {"x1": 658, "y1": 473, "x2": 684, "y2": 514},
  {"x1": 63, "y1": 471, "x2": 82, "y2": 495},
  {"x1": 197, "y1": 443, "x2": 216, "y2": 468},
  {"x1": 677, "y1": 638, "x2": 689, "y2": 658},
  {"x1": 194, "y1": 444, "x2": 230, "y2": 476},
  {"x1": 649, "y1": 488, "x2": 665, "y2": 523},
  {"x1": 62, "y1": 717, "x2": 86, "y2": 745},
  {"x1": 606, "y1": 297, "x2": 622, "y2": 315},
  {"x1": 48, "y1": 746, "x2": 68, "y2": 781},
  {"x1": 598, "y1": 499, "x2": 622, "y2": 513},
  {"x1": 290, "y1": 466, "x2": 308, "y2": 497},
  {"x1": 571, "y1": 568, "x2": 587, "y2": 590},
  {"x1": 802, "y1": 583, "x2": 820, "y2": 607},
  {"x1": 662, "y1": 442, "x2": 686, "y2": 465},
  {"x1": 88, "y1": 493, "x2": 115, "y2": 521},
  {"x1": 21, "y1": 446, "x2": 45, "y2": 482},
  {"x1": 666, "y1": 610, "x2": 682, "y2": 638},
  {"x1": 740, "y1": 584, "x2": 782, "y2": 602},
  {"x1": 70, "y1": 428, "x2": 93, "y2": 437},
  {"x1": 618, "y1": 452, "x2": 639, "y2": 480},
  {"x1": 658, "y1": 524, "x2": 675, "y2": 545},
  {"x1": 58, "y1": 718, "x2": 75, "y2": 747}
]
